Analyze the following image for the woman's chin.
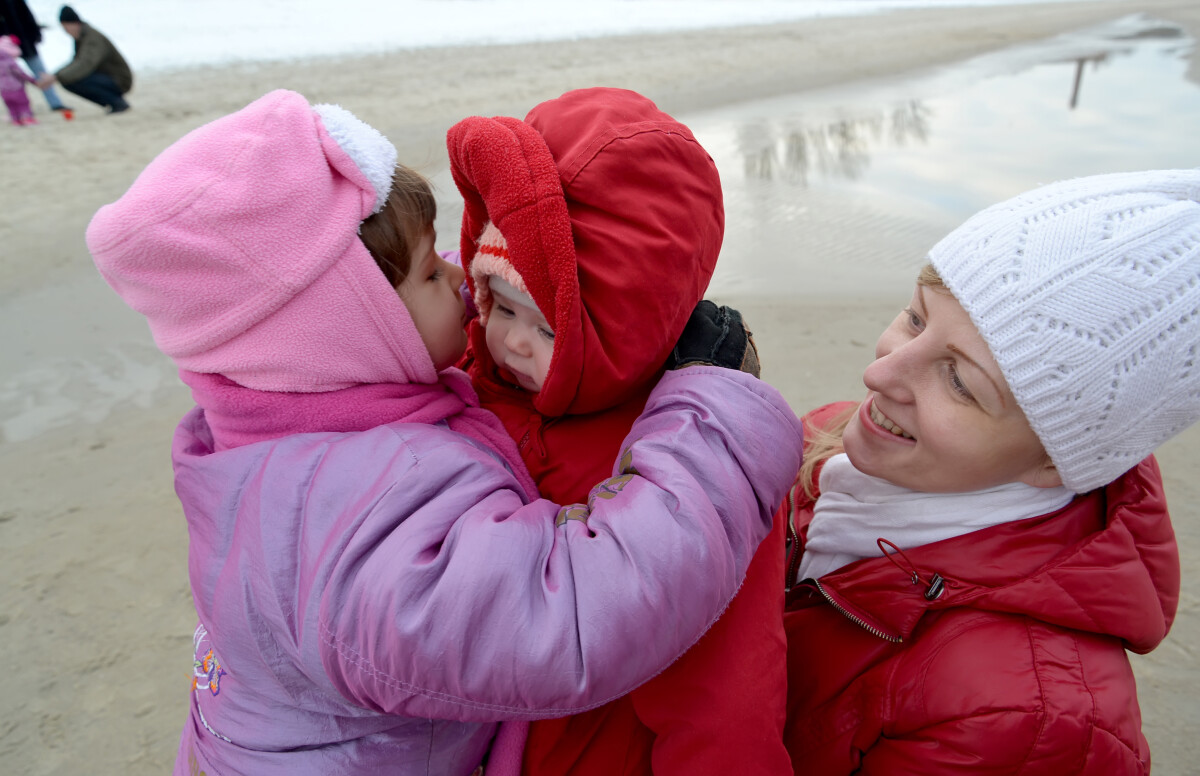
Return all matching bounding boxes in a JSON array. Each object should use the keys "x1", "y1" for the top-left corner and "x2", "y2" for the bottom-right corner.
[
  {"x1": 841, "y1": 417, "x2": 868, "y2": 465},
  {"x1": 842, "y1": 420, "x2": 894, "y2": 484}
]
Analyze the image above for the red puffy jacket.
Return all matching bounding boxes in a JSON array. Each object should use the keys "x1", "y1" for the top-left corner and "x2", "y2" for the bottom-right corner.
[{"x1": 783, "y1": 403, "x2": 1180, "y2": 775}]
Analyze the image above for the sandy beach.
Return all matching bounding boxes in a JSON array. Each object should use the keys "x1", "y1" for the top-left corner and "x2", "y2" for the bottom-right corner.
[{"x1": 3, "y1": 1, "x2": 1198, "y2": 773}]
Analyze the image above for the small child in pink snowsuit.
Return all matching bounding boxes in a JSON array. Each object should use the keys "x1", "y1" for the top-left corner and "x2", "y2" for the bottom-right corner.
[{"x1": 0, "y1": 35, "x2": 37, "y2": 125}]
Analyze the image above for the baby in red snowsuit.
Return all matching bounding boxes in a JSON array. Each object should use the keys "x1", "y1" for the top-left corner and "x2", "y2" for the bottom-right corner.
[{"x1": 449, "y1": 87, "x2": 793, "y2": 776}]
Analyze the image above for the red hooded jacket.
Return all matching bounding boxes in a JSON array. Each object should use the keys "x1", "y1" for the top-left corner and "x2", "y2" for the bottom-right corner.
[
  {"x1": 448, "y1": 88, "x2": 792, "y2": 776},
  {"x1": 783, "y1": 403, "x2": 1180, "y2": 775}
]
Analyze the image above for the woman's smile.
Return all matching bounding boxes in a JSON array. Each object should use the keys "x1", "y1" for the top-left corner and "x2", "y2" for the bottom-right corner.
[{"x1": 867, "y1": 398, "x2": 913, "y2": 440}]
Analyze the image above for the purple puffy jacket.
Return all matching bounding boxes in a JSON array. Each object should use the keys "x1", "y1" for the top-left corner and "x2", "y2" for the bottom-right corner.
[{"x1": 174, "y1": 367, "x2": 802, "y2": 775}]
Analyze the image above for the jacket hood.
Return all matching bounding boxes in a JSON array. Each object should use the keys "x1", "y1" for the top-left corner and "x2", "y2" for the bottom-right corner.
[
  {"x1": 87, "y1": 90, "x2": 434, "y2": 392},
  {"x1": 448, "y1": 87, "x2": 724, "y2": 416},
  {"x1": 818, "y1": 455, "x2": 1179, "y2": 654}
]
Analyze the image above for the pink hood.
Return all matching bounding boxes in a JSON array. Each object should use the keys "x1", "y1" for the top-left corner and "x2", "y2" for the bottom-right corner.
[{"x1": 86, "y1": 89, "x2": 435, "y2": 392}]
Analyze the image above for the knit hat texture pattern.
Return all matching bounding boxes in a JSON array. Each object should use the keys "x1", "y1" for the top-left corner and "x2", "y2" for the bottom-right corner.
[
  {"x1": 471, "y1": 221, "x2": 533, "y2": 325},
  {"x1": 86, "y1": 89, "x2": 436, "y2": 392},
  {"x1": 930, "y1": 168, "x2": 1200, "y2": 493}
]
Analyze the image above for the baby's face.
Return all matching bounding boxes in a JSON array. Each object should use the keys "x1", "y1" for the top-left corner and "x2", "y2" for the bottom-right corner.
[{"x1": 485, "y1": 287, "x2": 555, "y2": 392}]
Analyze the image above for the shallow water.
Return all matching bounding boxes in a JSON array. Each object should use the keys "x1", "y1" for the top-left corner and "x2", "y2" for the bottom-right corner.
[
  {"x1": 2, "y1": 13, "x2": 1197, "y2": 443},
  {"x1": 694, "y1": 12, "x2": 1200, "y2": 297}
]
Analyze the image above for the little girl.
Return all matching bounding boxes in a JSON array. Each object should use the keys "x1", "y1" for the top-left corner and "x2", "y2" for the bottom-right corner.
[
  {"x1": 0, "y1": 35, "x2": 37, "y2": 125},
  {"x1": 85, "y1": 89, "x2": 804, "y2": 775},
  {"x1": 781, "y1": 169, "x2": 1196, "y2": 774}
]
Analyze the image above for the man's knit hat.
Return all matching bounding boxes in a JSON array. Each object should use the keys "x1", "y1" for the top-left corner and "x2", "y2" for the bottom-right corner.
[
  {"x1": 87, "y1": 89, "x2": 437, "y2": 392},
  {"x1": 929, "y1": 168, "x2": 1200, "y2": 493},
  {"x1": 58, "y1": 5, "x2": 81, "y2": 23}
]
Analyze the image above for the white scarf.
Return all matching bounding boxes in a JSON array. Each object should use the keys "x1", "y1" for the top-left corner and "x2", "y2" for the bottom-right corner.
[{"x1": 797, "y1": 454, "x2": 1075, "y2": 583}]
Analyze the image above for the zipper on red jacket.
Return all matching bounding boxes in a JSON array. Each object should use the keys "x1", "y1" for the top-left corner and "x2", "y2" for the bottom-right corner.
[
  {"x1": 784, "y1": 484, "x2": 803, "y2": 591},
  {"x1": 813, "y1": 579, "x2": 903, "y2": 643},
  {"x1": 517, "y1": 413, "x2": 557, "y2": 464}
]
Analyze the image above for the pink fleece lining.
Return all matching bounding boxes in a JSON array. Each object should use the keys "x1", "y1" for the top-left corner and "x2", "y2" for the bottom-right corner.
[{"x1": 485, "y1": 721, "x2": 529, "y2": 776}]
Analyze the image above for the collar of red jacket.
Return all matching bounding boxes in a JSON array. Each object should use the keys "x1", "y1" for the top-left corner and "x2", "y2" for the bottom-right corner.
[
  {"x1": 810, "y1": 455, "x2": 1179, "y2": 653},
  {"x1": 447, "y1": 87, "x2": 724, "y2": 417}
]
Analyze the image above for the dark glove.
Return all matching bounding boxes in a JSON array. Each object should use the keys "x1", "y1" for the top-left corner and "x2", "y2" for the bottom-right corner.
[{"x1": 666, "y1": 300, "x2": 761, "y2": 378}]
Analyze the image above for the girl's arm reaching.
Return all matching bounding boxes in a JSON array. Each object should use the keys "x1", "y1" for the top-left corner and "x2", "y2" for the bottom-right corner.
[{"x1": 316, "y1": 366, "x2": 802, "y2": 720}]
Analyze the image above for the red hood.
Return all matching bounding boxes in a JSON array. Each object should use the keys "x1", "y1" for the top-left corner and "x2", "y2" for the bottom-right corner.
[
  {"x1": 800, "y1": 405, "x2": 1180, "y2": 654},
  {"x1": 448, "y1": 88, "x2": 724, "y2": 418}
]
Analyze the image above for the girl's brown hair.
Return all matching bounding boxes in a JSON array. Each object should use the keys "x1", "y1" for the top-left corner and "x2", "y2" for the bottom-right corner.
[
  {"x1": 359, "y1": 166, "x2": 438, "y2": 288},
  {"x1": 796, "y1": 263, "x2": 948, "y2": 499}
]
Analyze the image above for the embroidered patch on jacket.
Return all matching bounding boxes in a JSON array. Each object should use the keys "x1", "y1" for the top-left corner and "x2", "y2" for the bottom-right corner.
[
  {"x1": 188, "y1": 746, "x2": 208, "y2": 776},
  {"x1": 554, "y1": 446, "x2": 640, "y2": 526},
  {"x1": 191, "y1": 623, "x2": 227, "y2": 696}
]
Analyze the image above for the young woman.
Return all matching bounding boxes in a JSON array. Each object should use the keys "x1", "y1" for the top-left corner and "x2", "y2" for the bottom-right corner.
[{"x1": 782, "y1": 168, "x2": 1197, "y2": 775}]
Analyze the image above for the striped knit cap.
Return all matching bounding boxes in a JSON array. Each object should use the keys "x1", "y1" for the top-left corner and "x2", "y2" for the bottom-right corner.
[
  {"x1": 471, "y1": 221, "x2": 535, "y2": 325},
  {"x1": 929, "y1": 168, "x2": 1200, "y2": 493}
]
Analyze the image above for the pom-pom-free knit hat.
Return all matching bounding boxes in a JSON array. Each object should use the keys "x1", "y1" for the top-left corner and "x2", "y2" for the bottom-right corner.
[
  {"x1": 472, "y1": 221, "x2": 537, "y2": 325},
  {"x1": 929, "y1": 168, "x2": 1200, "y2": 493},
  {"x1": 58, "y1": 5, "x2": 81, "y2": 23},
  {"x1": 86, "y1": 89, "x2": 437, "y2": 392}
]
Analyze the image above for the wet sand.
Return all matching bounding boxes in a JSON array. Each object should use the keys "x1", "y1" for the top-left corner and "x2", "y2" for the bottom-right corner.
[{"x1": 2, "y1": 1, "x2": 1198, "y2": 773}]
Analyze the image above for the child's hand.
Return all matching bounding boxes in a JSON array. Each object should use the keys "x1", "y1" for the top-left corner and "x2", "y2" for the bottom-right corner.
[{"x1": 666, "y1": 300, "x2": 761, "y2": 378}]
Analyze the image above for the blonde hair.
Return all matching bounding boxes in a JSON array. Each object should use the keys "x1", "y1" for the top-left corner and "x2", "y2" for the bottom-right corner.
[{"x1": 796, "y1": 263, "x2": 948, "y2": 499}]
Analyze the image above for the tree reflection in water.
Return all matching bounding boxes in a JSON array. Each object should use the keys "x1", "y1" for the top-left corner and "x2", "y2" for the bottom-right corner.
[{"x1": 736, "y1": 101, "x2": 933, "y2": 185}]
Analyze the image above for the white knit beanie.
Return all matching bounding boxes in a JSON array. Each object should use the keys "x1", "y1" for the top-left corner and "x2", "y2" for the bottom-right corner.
[{"x1": 929, "y1": 169, "x2": 1200, "y2": 493}]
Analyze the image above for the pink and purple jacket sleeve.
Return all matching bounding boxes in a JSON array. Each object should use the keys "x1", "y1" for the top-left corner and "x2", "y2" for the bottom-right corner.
[{"x1": 316, "y1": 367, "x2": 801, "y2": 719}]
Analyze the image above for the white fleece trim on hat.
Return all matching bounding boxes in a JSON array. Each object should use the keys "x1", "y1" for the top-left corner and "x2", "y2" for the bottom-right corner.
[{"x1": 313, "y1": 103, "x2": 396, "y2": 214}]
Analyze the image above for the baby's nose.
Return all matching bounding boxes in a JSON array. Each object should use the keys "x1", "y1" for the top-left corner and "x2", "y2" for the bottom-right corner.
[{"x1": 505, "y1": 327, "x2": 530, "y2": 354}]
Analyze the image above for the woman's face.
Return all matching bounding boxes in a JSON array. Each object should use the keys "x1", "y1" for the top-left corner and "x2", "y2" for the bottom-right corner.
[{"x1": 842, "y1": 284, "x2": 1061, "y2": 493}]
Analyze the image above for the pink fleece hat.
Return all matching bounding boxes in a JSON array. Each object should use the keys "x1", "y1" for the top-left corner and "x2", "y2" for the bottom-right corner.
[{"x1": 87, "y1": 89, "x2": 437, "y2": 392}]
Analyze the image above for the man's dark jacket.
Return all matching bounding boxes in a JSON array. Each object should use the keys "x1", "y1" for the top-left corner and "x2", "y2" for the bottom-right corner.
[{"x1": 57, "y1": 22, "x2": 132, "y2": 92}]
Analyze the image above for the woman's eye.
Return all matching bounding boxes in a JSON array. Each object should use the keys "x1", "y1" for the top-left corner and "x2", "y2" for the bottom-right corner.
[
  {"x1": 904, "y1": 307, "x2": 923, "y2": 330},
  {"x1": 948, "y1": 364, "x2": 973, "y2": 400}
]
